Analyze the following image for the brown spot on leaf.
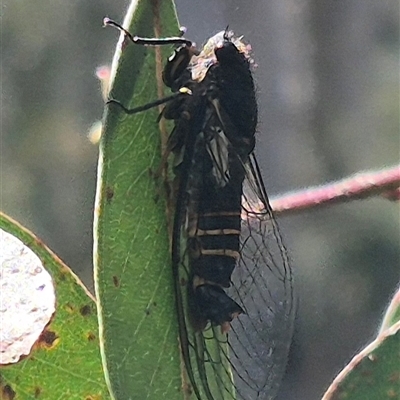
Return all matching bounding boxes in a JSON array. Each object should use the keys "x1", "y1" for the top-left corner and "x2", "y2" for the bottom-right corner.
[
  {"x1": 58, "y1": 271, "x2": 66, "y2": 281},
  {"x1": 38, "y1": 329, "x2": 59, "y2": 349},
  {"x1": 361, "y1": 369, "x2": 372, "y2": 377},
  {"x1": 65, "y1": 303, "x2": 75, "y2": 313},
  {"x1": 1, "y1": 384, "x2": 16, "y2": 400},
  {"x1": 144, "y1": 301, "x2": 158, "y2": 316},
  {"x1": 34, "y1": 387, "x2": 42, "y2": 398},
  {"x1": 182, "y1": 381, "x2": 193, "y2": 397},
  {"x1": 112, "y1": 275, "x2": 120, "y2": 287},
  {"x1": 87, "y1": 332, "x2": 96, "y2": 342},
  {"x1": 33, "y1": 236, "x2": 45, "y2": 247},
  {"x1": 105, "y1": 186, "x2": 114, "y2": 203},
  {"x1": 389, "y1": 371, "x2": 400, "y2": 383},
  {"x1": 79, "y1": 304, "x2": 92, "y2": 317}
]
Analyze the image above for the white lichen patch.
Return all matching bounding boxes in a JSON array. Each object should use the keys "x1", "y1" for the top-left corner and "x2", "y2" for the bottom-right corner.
[{"x1": 0, "y1": 229, "x2": 56, "y2": 364}]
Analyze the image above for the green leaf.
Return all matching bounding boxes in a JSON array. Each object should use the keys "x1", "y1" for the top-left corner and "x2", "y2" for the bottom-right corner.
[
  {"x1": 321, "y1": 320, "x2": 400, "y2": 400},
  {"x1": 94, "y1": 1, "x2": 183, "y2": 399},
  {"x1": 0, "y1": 212, "x2": 109, "y2": 400}
]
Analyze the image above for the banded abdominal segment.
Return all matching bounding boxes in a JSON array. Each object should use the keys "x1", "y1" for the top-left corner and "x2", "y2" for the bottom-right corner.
[{"x1": 187, "y1": 206, "x2": 244, "y2": 330}]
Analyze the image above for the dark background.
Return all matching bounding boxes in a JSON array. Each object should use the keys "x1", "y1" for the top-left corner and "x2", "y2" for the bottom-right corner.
[{"x1": 1, "y1": 0, "x2": 399, "y2": 399}]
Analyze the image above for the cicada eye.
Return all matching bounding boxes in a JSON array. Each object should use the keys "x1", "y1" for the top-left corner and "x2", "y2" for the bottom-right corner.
[{"x1": 162, "y1": 46, "x2": 192, "y2": 88}]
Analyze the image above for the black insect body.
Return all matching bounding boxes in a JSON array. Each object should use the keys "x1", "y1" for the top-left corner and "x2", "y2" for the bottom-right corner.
[
  {"x1": 106, "y1": 20, "x2": 295, "y2": 400},
  {"x1": 162, "y1": 33, "x2": 258, "y2": 335}
]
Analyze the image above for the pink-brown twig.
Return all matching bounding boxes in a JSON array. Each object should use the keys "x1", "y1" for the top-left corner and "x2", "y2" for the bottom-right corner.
[{"x1": 270, "y1": 165, "x2": 400, "y2": 216}]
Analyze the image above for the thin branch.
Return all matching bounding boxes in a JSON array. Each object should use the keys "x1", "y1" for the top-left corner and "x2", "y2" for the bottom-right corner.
[
  {"x1": 270, "y1": 165, "x2": 400, "y2": 216},
  {"x1": 321, "y1": 320, "x2": 400, "y2": 400}
]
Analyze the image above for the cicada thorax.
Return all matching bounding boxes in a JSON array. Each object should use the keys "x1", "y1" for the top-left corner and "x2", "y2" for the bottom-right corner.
[
  {"x1": 163, "y1": 30, "x2": 257, "y2": 156},
  {"x1": 212, "y1": 40, "x2": 257, "y2": 155}
]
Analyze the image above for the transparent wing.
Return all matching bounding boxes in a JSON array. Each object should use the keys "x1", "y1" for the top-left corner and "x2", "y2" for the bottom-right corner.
[
  {"x1": 227, "y1": 153, "x2": 295, "y2": 399},
  {"x1": 175, "y1": 126, "x2": 295, "y2": 399}
]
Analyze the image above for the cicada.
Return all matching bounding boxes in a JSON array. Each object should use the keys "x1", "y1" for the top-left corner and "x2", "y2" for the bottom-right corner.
[{"x1": 105, "y1": 18, "x2": 295, "y2": 400}]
